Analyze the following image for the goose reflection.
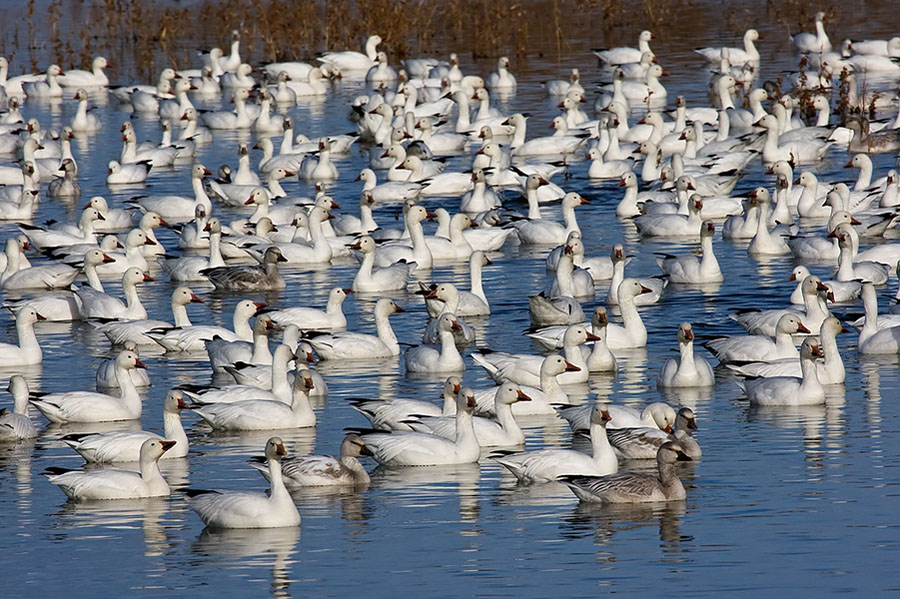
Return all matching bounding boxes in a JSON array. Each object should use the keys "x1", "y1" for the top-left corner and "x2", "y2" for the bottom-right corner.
[
  {"x1": 191, "y1": 428, "x2": 317, "y2": 460},
  {"x1": 51, "y1": 497, "x2": 172, "y2": 556},
  {"x1": 191, "y1": 526, "x2": 299, "y2": 598},
  {"x1": 657, "y1": 385, "x2": 714, "y2": 409},
  {"x1": 369, "y1": 462, "x2": 481, "y2": 522},
  {"x1": 560, "y1": 501, "x2": 688, "y2": 547}
]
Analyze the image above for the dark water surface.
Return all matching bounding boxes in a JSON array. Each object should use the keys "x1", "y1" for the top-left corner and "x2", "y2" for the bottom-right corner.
[{"x1": 2, "y1": 3, "x2": 900, "y2": 597}]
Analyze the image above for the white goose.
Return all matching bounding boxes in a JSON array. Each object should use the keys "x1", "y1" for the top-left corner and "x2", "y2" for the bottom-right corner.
[
  {"x1": 358, "y1": 388, "x2": 481, "y2": 467},
  {"x1": 129, "y1": 163, "x2": 212, "y2": 222},
  {"x1": 351, "y1": 376, "x2": 461, "y2": 431},
  {"x1": 61, "y1": 390, "x2": 189, "y2": 462},
  {"x1": 608, "y1": 243, "x2": 665, "y2": 304},
  {"x1": 788, "y1": 266, "x2": 860, "y2": 304},
  {"x1": 606, "y1": 279, "x2": 653, "y2": 350},
  {"x1": 267, "y1": 287, "x2": 351, "y2": 331},
  {"x1": 0, "y1": 306, "x2": 43, "y2": 368},
  {"x1": 492, "y1": 403, "x2": 617, "y2": 483},
  {"x1": 704, "y1": 313, "x2": 809, "y2": 364},
  {"x1": 205, "y1": 314, "x2": 274, "y2": 373},
  {"x1": 728, "y1": 316, "x2": 846, "y2": 384},
  {"x1": 147, "y1": 299, "x2": 264, "y2": 353},
  {"x1": 834, "y1": 224, "x2": 889, "y2": 284},
  {"x1": 512, "y1": 192, "x2": 589, "y2": 245},
  {"x1": 474, "y1": 355, "x2": 580, "y2": 417},
  {"x1": 555, "y1": 401, "x2": 675, "y2": 433},
  {"x1": 472, "y1": 324, "x2": 596, "y2": 387},
  {"x1": 46, "y1": 438, "x2": 175, "y2": 500},
  {"x1": 351, "y1": 236, "x2": 416, "y2": 293},
  {"x1": 422, "y1": 257, "x2": 491, "y2": 318},
  {"x1": 732, "y1": 275, "x2": 832, "y2": 336},
  {"x1": 657, "y1": 221, "x2": 723, "y2": 283},
  {"x1": 306, "y1": 298, "x2": 404, "y2": 360},
  {"x1": 159, "y1": 217, "x2": 227, "y2": 282},
  {"x1": 29, "y1": 351, "x2": 146, "y2": 423},
  {"x1": 410, "y1": 383, "x2": 530, "y2": 447},
  {"x1": 193, "y1": 370, "x2": 316, "y2": 430},
  {"x1": 0, "y1": 376, "x2": 37, "y2": 441},
  {"x1": 405, "y1": 313, "x2": 466, "y2": 373},
  {"x1": 739, "y1": 338, "x2": 825, "y2": 406},
  {"x1": 58, "y1": 56, "x2": 109, "y2": 87},
  {"x1": 657, "y1": 323, "x2": 715, "y2": 387},
  {"x1": 77, "y1": 267, "x2": 153, "y2": 321},
  {"x1": 858, "y1": 283, "x2": 900, "y2": 354},
  {"x1": 94, "y1": 286, "x2": 204, "y2": 347},
  {"x1": 375, "y1": 205, "x2": 433, "y2": 270},
  {"x1": 186, "y1": 437, "x2": 301, "y2": 528}
]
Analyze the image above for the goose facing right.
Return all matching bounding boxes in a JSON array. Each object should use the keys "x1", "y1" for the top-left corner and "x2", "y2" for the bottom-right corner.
[
  {"x1": 559, "y1": 441, "x2": 691, "y2": 503},
  {"x1": 186, "y1": 437, "x2": 301, "y2": 528}
]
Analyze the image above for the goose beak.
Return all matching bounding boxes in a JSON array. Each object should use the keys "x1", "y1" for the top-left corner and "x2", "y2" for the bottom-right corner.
[
  {"x1": 160, "y1": 440, "x2": 177, "y2": 452},
  {"x1": 639, "y1": 284, "x2": 653, "y2": 294},
  {"x1": 176, "y1": 396, "x2": 189, "y2": 410},
  {"x1": 516, "y1": 389, "x2": 532, "y2": 402},
  {"x1": 450, "y1": 319, "x2": 463, "y2": 331},
  {"x1": 564, "y1": 360, "x2": 581, "y2": 372},
  {"x1": 452, "y1": 381, "x2": 462, "y2": 394},
  {"x1": 601, "y1": 409, "x2": 612, "y2": 422},
  {"x1": 142, "y1": 273, "x2": 155, "y2": 282},
  {"x1": 342, "y1": 288, "x2": 353, "y2": 295},
  {"x1": 253, "y1": 302, "x2": 268, "y2": 312},
  {"x1": 134, "y1": 358, "x2": 147, "y2": 369},
  {"x1": 190, "y1": 293, "x2": 204, "y2": 304},
  {"x1": 585, "y1": 331, "x2": 601, "y2": 341},
  {"x1": 796, "y1": 322, "x2": 811, "y2": 334},
  {"x1": 684, "y1": 328, "x2": 694, "y2": 341},
  {"x1": 305, "y1": 351, "x2": 316, "y2": 363},
  {"x1": 688, "y1": 418, "x2": 698, "y2": 430},
  {"x1": 304, "y1": 376, "x2": 315, "y2": 390},
  {"x1": 787, "y1": 273, "x2": 796, "y2": 281},
  {"x1": 466, "y1": 394, "x2": 477, "y2": 408},
  {"x1": 276, "y1": 442, "x2": 287, "y2": 456},
  {"x1": 663, "y1": 424, "x2": 673, "y2": 433},
  {"x1": 35, "y1": 312, "x2": 47, "y2": 321},
  {"x1": 101, "y1": 253, "x2": 116, "y2": 263}
]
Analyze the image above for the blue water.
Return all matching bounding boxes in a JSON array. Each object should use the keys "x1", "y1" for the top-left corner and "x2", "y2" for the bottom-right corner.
[{"x1": 3, "y1": 7, "x2": 900, "y2": 597}]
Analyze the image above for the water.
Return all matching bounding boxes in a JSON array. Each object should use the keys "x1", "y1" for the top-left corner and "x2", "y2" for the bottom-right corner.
[{"x1": 3, "y1": 5, "x2": 900, "y2": 597}]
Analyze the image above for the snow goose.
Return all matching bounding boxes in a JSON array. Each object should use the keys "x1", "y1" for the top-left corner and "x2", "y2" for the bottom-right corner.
[
  {"x1": 94, "y1": 286, "x2": 204, "y2": 347},
  {"x1": 618, "y1": 51, "x2": 657, "y2": 80},
  {"x1": 528, "y1": 289, "x2": 585, "y2": 328},
  {"x1": 559, "y1": 441, "x2": 691, "y2": 503},
  {"x1": 219, "y1": 62, "x2": 255, "y2": 89},
  {"x1": 587, "y1": 146, "x2": 634, "y2": 179},
  {"x1": 492, "y1": 402, "x2": 617, "y2": 483},
  {"x1": 129, "y1": 163, "x2": 212, "y2": 222},
  {"x1": 593, "y1": 31, "x2": 654, "y2": 66},
  {"x1": 106, "y1": 159, "x2": 151, "y2": 185},
  {"x1": 486, "y1": 56, "x2": 517, "y2": 90},
  {"x1": 61, "y1": 390, "x2": 189, "y2": 462},
  {"x1": 410, "y1": 383, "x2": 530, "y2": 447},
  {"x1": 356, "y1": 167, "x2": 422, "y2": 204},
  {"x1": 306, "y1": 298, "x2": 403, "y2": 360},
  {"x1": 547, "y1": 237, "x2": 594, "y2": 299},
  {"x1": 728, "y1": 316, "x2": 846, "y2": 384},
  {"x1": 0, "y1": 248, "x2": 80, "y2": 291},
  {"x1": 259, "y1": 205, "x2": 333, "y2": 265},
  {"x1": 202, "y1": 246, "x2": 287, "y2": 291},
  {"x1": 29, "y1": 350, "x2": 146, "y2": 423},
  {"x1": 472, "y1": 324, "x2": 596, "y2": 387},
  {"x1": 201, "y1": 88, "x2": 255, "y2": 129},
  {"x1": 608, "y1": 244, "x2": 665, "y2": 304},
  {"x1": 352, "y1": 235, "x2": 416, "y2": 293},
  {"x1": 57, "y1": 56, "x2": 109, "y2": 87},
  {"x1": 366, "y1": 51, "x2": 397, "y2": 83},
  {"x1": 748, "y1": 188, "x2": 790, "y2": 255},
  {"x1": 460, "y1": 169, "x2": 501, "y2": 213},
  {"x1": 3, "y1": 249, "x2": 112, "y2": 322},
  {"x1": 193, "y1": 370, "x2": 316, "y2": 430},
  {"x1": 299, "y1": 139, "x2": 338, "y2": 181},
  {"x1": 857, "y1": 283, "x2": 900, "y2": 354},
  {"x1": 758, "y1": 114, "x2": 831, "y2": 164},
  {"x1": 319, "y1": 35, "x2": 380, "y2": 73},
  {"x1": 696, "y1": 29, "x2": 760, "y2": 65},
  {"x1": 634, "y1": 195, "x2": 703, "y2": 238},
  {"x1": 22, "y1": 64, "x2": 63, "y2": 99},
  {"x1": 95, "y1": 341, "x2": 151, "y2": 389},
  {"x1": 357, "y1": 388, "x2": 479, "y2": 467},
  {"x1": 834, "y1": 224, "x2": 889, "y2": 284},
  {"x1": 76, "y1": 267, "x2": 153, "y2": 321},
  {"x1": 788, "y1": 266, "x2": 860, "y2": 304},
  {"x1": 267, "y1": 287, "x2": 351, "y2": 331},
  {"x1": 555, "y1": 401, "x2": 675, "y2": 433},
  {"x1": 205, "y1": 314, "x2": 274, "y2": 373},
  {"x1": 198, "y1": 344, "x2": 296, "y2": 405},
  {"x1": 470, "y1": 355, "x2": 578, "y2": 418},
  {"x1": 792, "y1": 11, "x2": 832, "y2": 54},
  {"x1": 739, "y1": 338, "x2": 825, "y2": 406},
  {"x1": 732, "y1": 274, "x2": 832, "y2": 335},
  {"x1": 658, "y1": 323, "x2": 714, "y2": 387},
  {"x1": 705, "y1": 313, "x2": 809, "y2": 364},
  {"x1": 252, "y1": 434, "x2": 370, "y2": 488},
  {"x1": 606, "y1": 278, "x2": 653, "y2": 350},
  {"x1": 606, "y1": 408, "x2": 701, "y2": 461},
  {"x1": 119, "y1": 127, "x2": 177, "y2": 167},
  {"x1": 147, "y1": 299, "x2": 263, "y2": 353},
  {"x1": 423, "y1": 267, "x2": 491, "y2": 319},
  {"x1": 159, "y1": 217, "x2": 226, "y2": 281},
  {"x1": 657, "y1": 221, "x2": 723, "y2": 284},
  {"x1": 89, "y1": 228, "x2": 156, "y2": 276},
  {"x1": 332, "y1": 191, "x2": 379, "y2": 236},
  {"x1": 46, "y1": 438, "x2": 175, "y2": 501},
  {"x1": 186, "y1": 437, "x2": 301, "y2": 528},
  {"x1": 0, "y1": 375, "x2": 36, "y2": 441},
  {"x1": 405, "y1": 313, "x2": 466, "y2": 374},
  {"x1": 794, "y1": 171, "x2": 830, "y2": 218},
  {"x1": 70, "y1": 88, "x2": 102, "y2": 133},
  {"x1": 351, "y1": 376, "x2": 461, "y2": 432},
  {"x1": 512, "y1": 192, "x2": 589, "y2": 245},
  {"x1": 424, "y1": 211, "x2": 475, "y2": 262}
]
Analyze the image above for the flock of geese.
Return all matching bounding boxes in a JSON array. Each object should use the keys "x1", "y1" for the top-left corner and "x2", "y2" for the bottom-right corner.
[{"x1": 0, "y1": 13, "x2": 899, "y2": 530}]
